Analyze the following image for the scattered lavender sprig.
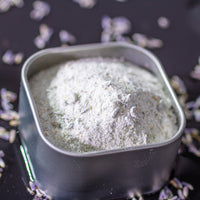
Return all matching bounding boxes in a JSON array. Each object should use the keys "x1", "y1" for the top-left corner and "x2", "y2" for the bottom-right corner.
[
  {"x1": 26, "y1": 181, "x2": 52, "y2": 200},
  {"x1": 2, "y1": 50, "x2": 24, "y2": 65},
  {"x1": 158, "y1": 177, "x2": 193, "y2": 200},
  {"x1": 30, "y1": 1, "x2": 50, "y2": 21},
  {"x1": 170, "y1": 75, "x2": 193, "y2": 119},
  {"x1": 170, "y1": 75, "x2": 200, "y2": 157},
  {"x1": 0, "y1": 88, "x2": 18, "y2": 182},
  {"x1": 101, "y1": 15, "x2": 163, "y2": 49},
  {"x1": 0, "y1": 88, "x2": 18, "y2": 142},
  {"x1": 182, "y1": 128, "x2": 200, "y2": 157},
  {"x1": 0, "y1": 88, "x2": 19, "y2": 126},
  {"x1": 132, "y1": 33, "x2": 163, "y2": 49}
]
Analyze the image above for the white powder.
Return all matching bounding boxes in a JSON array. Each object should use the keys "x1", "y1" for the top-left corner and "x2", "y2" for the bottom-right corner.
[{"x1": 29, "y1": 57, "x2": 177, "y2": 152}]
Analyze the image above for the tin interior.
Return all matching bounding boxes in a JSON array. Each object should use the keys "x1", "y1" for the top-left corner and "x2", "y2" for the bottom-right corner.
[{"x1": 21, "y1": 42, "x2": 185, "y2": 157}]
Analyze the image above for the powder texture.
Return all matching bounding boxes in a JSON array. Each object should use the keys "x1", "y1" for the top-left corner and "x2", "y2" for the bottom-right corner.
[{"x1": 29, "y1": 58, "x2": 177, "y2": 152}]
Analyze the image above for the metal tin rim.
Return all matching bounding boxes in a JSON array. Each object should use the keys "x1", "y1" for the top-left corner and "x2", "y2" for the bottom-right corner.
[{"x1": 21, "y1": 42, "x2": 186, "y2": 157}]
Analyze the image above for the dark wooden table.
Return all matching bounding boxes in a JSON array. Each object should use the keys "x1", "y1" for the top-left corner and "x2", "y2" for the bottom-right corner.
[{"x1": 0, "y1": 0, "x2": 200, "y2": 199}]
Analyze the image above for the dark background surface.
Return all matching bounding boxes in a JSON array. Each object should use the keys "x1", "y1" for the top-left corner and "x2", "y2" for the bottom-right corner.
[{"x1": 0, "y1": 0, "x2": 200, "y2": 199}]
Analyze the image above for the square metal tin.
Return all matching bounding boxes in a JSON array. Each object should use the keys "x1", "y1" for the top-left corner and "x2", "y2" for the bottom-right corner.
[{"x1": 19, "y1": 42, "x2": 185, "y2": 200}]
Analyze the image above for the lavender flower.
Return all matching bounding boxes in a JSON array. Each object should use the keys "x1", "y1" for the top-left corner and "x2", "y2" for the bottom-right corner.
[{"x1": 30, "y1": 1, "x2": 50, "y2": 21}]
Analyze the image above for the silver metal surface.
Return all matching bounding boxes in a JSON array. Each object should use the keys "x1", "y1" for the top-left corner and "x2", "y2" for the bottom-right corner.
[{"x1": 19, "y1": 42, "x2": 185, "y2": 200}]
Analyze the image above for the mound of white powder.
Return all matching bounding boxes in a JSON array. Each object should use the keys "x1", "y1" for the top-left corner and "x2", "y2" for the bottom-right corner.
[{"x1": 29, "y1": 58, "x2": 177, "y2": 152}]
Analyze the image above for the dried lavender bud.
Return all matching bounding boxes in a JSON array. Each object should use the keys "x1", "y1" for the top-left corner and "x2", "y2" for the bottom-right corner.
[
  {"x1": 26, "y1": 186, "x2": 35, "y2": 195},
  {"x1": 177, "y1": 189, "x2": 185, "y2": 199},
  {"x1": 115, "y1": 35, "x2": 132, "y2": 42},
  {"x1": 146, "y1": 38, "x2": 163, "y2": 49},
  {"x1": 184, "y1": 128, "x2": 199, "y2": 135},
  {"x1": 169, "y1": 196, "x2": 178, "y2": 200},
  {"x1": 164, "y1": 186, "x2": 173, "y2": 197},
  {"x1": 184, "y1": 96, "x2": 200, "y2": 121},
  {"x1": 190, "y1": 57, "x2": 200, "y2": 80},
  {"x1": 1, "y1": 99, "x2": 13, "y2": 111},
  {"x1": 34, "y1": 24, "x2": 53, "y2": 49},
  {"x1": 1, "y1": 88, "x2": 17, "y2": 106},
  {"x1": 30, "y1": 0, "x2": 50, "y2": 21},
  {"x1": 182, "y1": 182, "x2": 194, "y2": 190},
  {"x1": 0, "y1": 0, "x2": 24, "y2": 13},
  {"x1": 173, "y1": 178, "x2": 183, "y2": 189},
  {"x1": 0, "y1": 1, "x2": 10, "y2": 12},
  {"x1": 190, "y1": 66, "x2": 200, "y2": 80},
  {"x1": 170, "y1": 76, "x2": 187, "y2": 95},
  {"x1": 132, "y1": 33, "x2": 147, "y2": 47},
  {"x1": 59, "y1": 30, "x2": 76, "y2": 44},
  {"x1": 73, "y1": 0, "x2": 96, "y2": 8},
  {"x1": 101, "y1": 30, "x2": 112, "y2": 43},
  {"x1": 9, "y1": 129, "x2": 16, "y2": 143},
  {"x1": 112, "y1": 16, "x2": 131, "y2": 35},
  {"x1": 13, "y1": 0, "x2": 24, "y2": 7},
  {"x1": 0, "y1": 126, "x2": 6, "y2": 133},
  {"x1": 0, "y1": 132, "x2": 9, "y2": 141},
  {"x1": 2, "y1": 50, "x2": 14, "y2": 65},
  {"x1": 0, "y1": 150, "x2": 5, "y2": 157},
  {"x1": 14, "y1": 52, "x2": 24, "y2": 64},
  {"x1": 0, "y1": 110, "x2": 19, "y2": 121},
  {"x1": 39, "y1": 24, "x2": 53, "y2": 41},
  {"x1": 195, "y1": 96, "x2": 200, "y2": 107},
  {"x1": 101, "y1": 15, "x2": 131, "y2": 43},
  {"x1": 157, "y1": 16, "x2": 170, "y2": 29},
  {"x1": 0, "y1": 158, "x2": 5, "y2": 168},
  {"x1": 159, "y1": 189, "x2": 168, "y2": 200},
  {"x1": 186, "y1": 101, "x2": 197, "y2": 110},
  {"x1": 9, "y1": 119, "x2": 19, "y2": 126},
  {"x1": 101, "y1": 15, "x2": 112, "y2": 30},
  {"x1": 132, "y1": 33, "x2": 163, "y2": 49},
  {"x1": 182, "y1": 134, "x2": 192, "y2": 145},
  {"x1": 135, "y1": 192, "x2": 143, "y2": 200},
  {"x1": 34, "y1": 36, "x2": 45, "y2": 49},
  {"x1": 188, "y1": 143, "x2": 200, "y2": 157},
  {"x1": 194, "y1": 109, "x2": 200, "y2": 122},
  {"x1": 183, "y1": 186, "x2": 189, "y2": 198},
  {"x1": 170, "y1": 179, "x2": 180, "y2": 189}
]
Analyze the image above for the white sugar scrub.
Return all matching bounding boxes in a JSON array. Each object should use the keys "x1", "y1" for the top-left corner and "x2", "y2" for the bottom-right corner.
[{"x1": 29, "y1": 57, "x2": 178, "y2": 152}]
